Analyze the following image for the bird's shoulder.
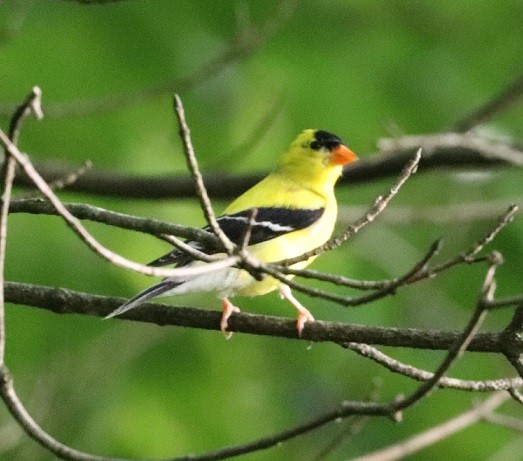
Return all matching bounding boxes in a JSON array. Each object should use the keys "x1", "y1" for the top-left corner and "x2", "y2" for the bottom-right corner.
[{"x1": 223, "y1": 172, "x2": 328, "y2": 214}]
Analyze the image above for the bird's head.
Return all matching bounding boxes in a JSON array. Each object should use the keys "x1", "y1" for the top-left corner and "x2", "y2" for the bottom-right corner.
[{"x1": 278, "y1": 129, "x2": 358, "y2": 187}]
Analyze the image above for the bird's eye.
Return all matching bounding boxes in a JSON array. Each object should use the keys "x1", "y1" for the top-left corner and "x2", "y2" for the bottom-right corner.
[{"x1": 310, "y1": 140, "x2": 320, "y2": 150}]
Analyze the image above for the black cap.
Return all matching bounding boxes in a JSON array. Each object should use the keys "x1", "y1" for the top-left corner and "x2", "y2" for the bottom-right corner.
[{"x1": 310, "y1": 130, "x2": 344, "y2": 151}]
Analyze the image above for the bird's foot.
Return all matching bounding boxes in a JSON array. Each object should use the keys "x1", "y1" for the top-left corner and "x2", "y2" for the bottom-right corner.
[
  {"x1": 296, "y1": 308, "x2": 315, "y2": 337},
  {"x1": 221, "y1": 298, "x2": 240, "y2": 339},
  {"x1": 279, "y1": 285, "x2": 315, "y2": 337}
]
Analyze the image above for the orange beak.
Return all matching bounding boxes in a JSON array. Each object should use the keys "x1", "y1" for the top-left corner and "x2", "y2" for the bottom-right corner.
[{"x1": 330, "y1": 144, "x2": 358, "y2": 166}]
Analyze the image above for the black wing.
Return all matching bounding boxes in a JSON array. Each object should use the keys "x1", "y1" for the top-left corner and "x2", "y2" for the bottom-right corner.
[{"x1": 149, "y1": 207, "x2": 324, "y2": 267}]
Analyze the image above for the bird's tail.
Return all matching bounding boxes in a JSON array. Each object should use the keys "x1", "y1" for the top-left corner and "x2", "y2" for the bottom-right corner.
[{"x1": 104, "y1": 279, "x2": 182, "y2": 319}]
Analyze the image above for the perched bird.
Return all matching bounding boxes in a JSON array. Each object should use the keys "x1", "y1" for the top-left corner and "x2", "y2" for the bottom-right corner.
[{"x1": 106, "y1": 129, "x2": 357, "y2": 337}]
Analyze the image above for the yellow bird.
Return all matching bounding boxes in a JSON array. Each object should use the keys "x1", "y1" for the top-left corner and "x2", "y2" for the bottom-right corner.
[{"x1": 106, "y1": 129, "x2": 358, "y2": 337}]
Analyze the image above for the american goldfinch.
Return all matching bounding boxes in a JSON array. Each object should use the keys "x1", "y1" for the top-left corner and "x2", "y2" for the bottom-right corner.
[{"x1": 106, "y1": 129, "x2": 357, "y2": 337}]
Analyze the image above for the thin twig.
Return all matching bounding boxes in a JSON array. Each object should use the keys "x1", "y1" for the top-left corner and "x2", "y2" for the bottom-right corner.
[
  {"x1": 272, "y1": 238, "x2": 442, "y2": 291},
  {"x1": 0, "y1": 87, "x2": 43, "y2": 365},
  {"x1": 7, "y1": 87, "x2": 44, "y2": 145},
  {"x1": 16, "y1": 160, "x2": 93, "y2": 199},
  {"x1": 509, "y1": 388, "x2": 523, "y2": 405},
  {"x1": 406, "y1": 204, "x2": 518, "y2": 284},
  {"x1": 369, "y1": 253, "x2": 504, "y2": 428},
  {"x1": 343, "y1": 342, "x2": 523, "y2": 392},
  {"x1": 250, "y1": 239, "x2": 442, "y2": 309},
  {"x1": 258, "y1": 261, "x2": 419, "y2": 309},
  {"x1": 240, "y1": 208, "x2": 258, "y2": 253},
  {"x1": 484, "y1": 294, "x2": 523, "y2": 310},
  {"x1": 158, "y1": 234, "x2": 220, "y2": 264},
  {"x1": 173, "y1": 94, "x2": 235, "y2": 254}
]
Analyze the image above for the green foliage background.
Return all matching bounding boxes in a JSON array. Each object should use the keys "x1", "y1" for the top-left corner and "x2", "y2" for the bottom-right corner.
[{"x1": 1, "y1": 1, "x2": 522, "y2": 460}]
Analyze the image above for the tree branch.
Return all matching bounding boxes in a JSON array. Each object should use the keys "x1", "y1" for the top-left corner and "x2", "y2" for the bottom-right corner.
[
  {"x1": 343, "y1": 342, "x2": 522, "y2": 392},
  {"x1": 173, "y1": 94, "x2": 234, "y2": 254},
  {"x1": 1, "y1": 87, "x2": 43, "y2": 365},
  {"x1": 8, "y1": 198, "x2": 219, "y2": 245},
  {"x1": 5, "y1": 281, "x2": 522, "y2": 353}
]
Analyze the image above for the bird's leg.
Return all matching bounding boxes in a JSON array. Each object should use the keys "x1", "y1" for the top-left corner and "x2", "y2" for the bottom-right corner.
[
  {"x1": 221, "y1": 298, "x2": 240, "y2": 339},
  {"x1": 278, "y1": 285, "x2": 315, "y2": 337}
]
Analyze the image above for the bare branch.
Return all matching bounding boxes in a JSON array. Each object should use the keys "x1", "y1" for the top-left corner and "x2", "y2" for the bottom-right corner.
[
  {"x1": 1, "y1": 255, "x2": 519, "y2": 461},
  {"x1": 485, "y1": 294, "x2": 523, "y2": 310},
  {"x1": 7, "y1": 87, "x2": 44, "y2": 145},
  {"x1": 8, "y1": 199, "x2": 517, "y2": 314},
  {"x1": 273, "y1": 238, "x2": 442, "y2": 291},
  {"x1": 406, "y1": 204, "x2": 518, "y2": 284},
  {"x1": 390, "y1": 269, "x2": 493, "y2": 412},
  {"x1": 240, "y1": 208, "x2": 258, "y2": 253},
  {"x1": 1, "y1": 87, "x2": 43, "y2": 365},
  {"x1": 509, "y1": 388, "x2": 523, "y2": 405},
  {"x1": 173, "y1": 94, "x2": 235, "y2": 254},
  {"x1": 250, "y1": 194, "x2": 515, "y2": 312},
  {"x1": 11, "y1": 197, "x2": 516, "y2": 311},
  {"x1": 16, "y1": 160, "x2": 93, "y2": 199},
  {"x1": 8, "y1": 198, "x2": 219, "y2": 245},
  {"x1": 378, "y1": 132, "x2": 523, "y2": 167},
  {"x1": 162, "y1": 267, "x2": 508, "y2": 460},
  {"x1": 6, "y1": 281, "x2": 520, "y2": 353},
  {"x1": 344, "y1": 342, "x2": 523, "y2": 392}
]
